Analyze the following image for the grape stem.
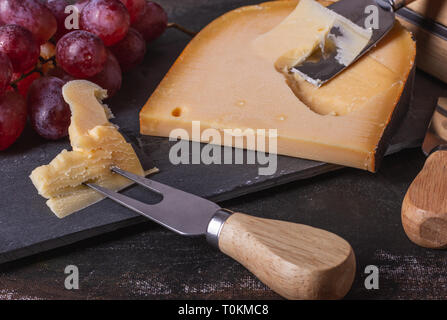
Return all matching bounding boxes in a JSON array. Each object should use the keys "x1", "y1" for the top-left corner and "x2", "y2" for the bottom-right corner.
[
  {"x1": 39, "y1": 56, "x2": 56, "y2": 65},
  {"x1": 167, "y1": 23, "x2": 197, "y2": 37},
  {"x1": 10, "y1": 67, "x2": 43, "y2": 89},
  {"x1": 9, "y1": 56, "x2": 54, "y2": 90}
]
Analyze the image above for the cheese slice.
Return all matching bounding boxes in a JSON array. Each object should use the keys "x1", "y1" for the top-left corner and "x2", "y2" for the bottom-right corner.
[
  {"x1": 139, "y1": 0, "x2": 415, "y2": 172},
  {"x1": 30, "y1": 80, "x2": 145, "y2": 218}
]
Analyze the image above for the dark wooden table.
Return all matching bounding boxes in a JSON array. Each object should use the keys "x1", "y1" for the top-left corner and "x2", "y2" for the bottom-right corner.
[{"x1": 1, "y1": 148, "x2": 446, "y2": 300}]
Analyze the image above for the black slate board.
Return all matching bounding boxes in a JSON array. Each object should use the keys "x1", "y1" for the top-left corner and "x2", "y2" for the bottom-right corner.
[{"x1": 1, "y1": 0, "x2": 446, "y2": 265}]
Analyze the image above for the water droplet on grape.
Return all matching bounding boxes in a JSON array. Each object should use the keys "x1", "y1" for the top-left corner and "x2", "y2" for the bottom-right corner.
[
  {"x1": 56, "y1": 30, "x2": 107, "y2": 78},
  {"x1": 80, "y1": 0, "x2": 131, "y2": 46},
  {"x1": 0, "y1": 0, "x2": 57, "y2": 44},
  {"x1": 0, "y1": 25, "x2": 40, "y2": 73},
  {"x1": 27, "y1": 76, "x2": 71, "y2": 140}
]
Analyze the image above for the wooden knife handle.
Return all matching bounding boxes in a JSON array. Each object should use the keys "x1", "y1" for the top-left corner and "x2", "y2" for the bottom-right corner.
[
  {"x1": 217, "y1": 212, "x2": 356, "y2": 300},
  {"x1": 402, "y1": 150, "x2": 447, "y2": 249}
]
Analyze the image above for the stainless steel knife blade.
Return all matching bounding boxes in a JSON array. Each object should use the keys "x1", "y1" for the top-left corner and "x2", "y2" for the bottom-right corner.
[
  {"x1": 291, "y1": 0, "x2": 412, "y2": 87},
  {"x1": 87, "y1": 167, "x2": 221, "y2": 236}
]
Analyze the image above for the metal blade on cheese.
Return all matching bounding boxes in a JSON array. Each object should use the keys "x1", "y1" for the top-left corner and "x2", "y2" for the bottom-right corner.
[
  {"x1": 140, "y1": 0, "x2": 415, "y2": 172},
  {"x1": 288, "y1": 0, "x2": 396, "y2": 87},
  {"x1": 253, "y1": 0, "x2": 373, "y2": 86},
  {"x1": 30, "y1": 80, "x2": 145, "y2": 218}
]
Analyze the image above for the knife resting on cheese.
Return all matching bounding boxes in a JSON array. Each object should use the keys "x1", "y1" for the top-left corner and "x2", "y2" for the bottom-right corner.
[{"x1": 292, "y1": 0, "x2": 419, "y2": 87}]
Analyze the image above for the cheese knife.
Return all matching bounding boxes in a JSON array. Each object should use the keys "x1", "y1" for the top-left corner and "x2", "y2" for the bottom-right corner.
[
  {"x1": 85, "y1": 166, "x2": 356, "y2": 300},
  {"x1": 292, "y1": 0, "x2": 418, "y2": 87},
  {"x1": 402, "y1": 97, "x2": 447, "y2": 249}
]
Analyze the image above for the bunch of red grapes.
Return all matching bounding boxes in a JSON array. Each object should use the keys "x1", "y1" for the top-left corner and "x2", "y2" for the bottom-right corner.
[{"x1": 0, "y1": 0, "x2": 168, "y2": 150}]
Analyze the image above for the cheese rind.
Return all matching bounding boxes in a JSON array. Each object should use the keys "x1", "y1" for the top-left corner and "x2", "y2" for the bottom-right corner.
[
  {"x1": 139, "y1": 0, "x2": 415, "y2": 172},
  {"x1": 30, "y1": 80, "x2": 145, "y2": 218}
]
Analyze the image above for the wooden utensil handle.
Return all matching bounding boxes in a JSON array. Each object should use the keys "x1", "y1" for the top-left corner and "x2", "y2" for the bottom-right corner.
[
  {"x1": 217, "y1": 213, "x2": 356, "y2": 300},
  {"x1": 402, "y1": 150, "x2": 447, "y2": 249}
]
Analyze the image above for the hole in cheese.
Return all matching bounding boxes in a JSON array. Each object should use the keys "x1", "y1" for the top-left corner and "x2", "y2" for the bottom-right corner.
[{"x1": 172, "y1": 107, "x2": 182, "y2": 117}]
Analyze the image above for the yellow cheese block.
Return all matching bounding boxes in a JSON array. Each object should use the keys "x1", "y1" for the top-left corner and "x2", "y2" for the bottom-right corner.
[
  {"x1": 30, "y1": 80, "x2": 145, "y2": 218},
  {"x1": 140, "y1": 0, "x2": 416, "y2": 172}
]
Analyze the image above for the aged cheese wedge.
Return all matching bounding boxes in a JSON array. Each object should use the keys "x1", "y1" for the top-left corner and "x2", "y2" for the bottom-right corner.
[
  {"x1": 140, "y1": 0, "x2": 416, "y2": 172},
  {"x1": 30, "y1": 80, "x2": 145, "y2": 218}
]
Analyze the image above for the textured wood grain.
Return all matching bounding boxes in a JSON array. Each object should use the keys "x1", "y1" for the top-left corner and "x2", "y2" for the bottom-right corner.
[
  {"x1": 395, "y1": 0, "x2": 447, "y2": 84},
  {"x1": 407, "y1": 0, "x2": 447, "y2": 25},
  {"x1": 402, "y1": 150, "x2": 447, "y2": 248},
  {"x1": 219, "y1": 213, "x2": 355, "y2": 299},
  {"x1": 397, "y1": 18, "x2": 447, "y2": 84},
  {"x1": 402, "y1": 97, "x2": 447, "y2": 249}
]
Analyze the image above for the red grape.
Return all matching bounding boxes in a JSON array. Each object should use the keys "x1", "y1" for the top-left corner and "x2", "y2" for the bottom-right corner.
[
  {"x1": 50, "y1": 51, "x2": 122, "y2": 98},
  {"x1": 45, "y1": 0, "x2": 71, "y2": 42},
  {"x1": 88, "y1": 51, "x2": 122, "y2": 98},
  {"x1": 73, "y1": 0, "x2": 89, "y2": 13},
  {"x1": 0, "y1": 53, "x2": 13, "y2": 95},
  {"x1": 120, "y1": 0, "x2": 146, "y2": 24},
  {"x1": 0, "y1": 25, "x2": 40, "y2": 73},
  {"x1": 133, "y1": 1, "x2": 168, "y2": 43},
  {"x1": 27, "y1": 76, "x2": 71, "y2": 140},
  {"x1": 56, "y1": 30, "x2": 107, "y2": 78},
  {"x1": 110, "y1": 28, "x2": 146, "y2": 72},
  {"x1": 0, "y1": 91, "x2": 27, "y2": 150},
  {"x1": 47, "y1": 66, "x2": 76, "y2": 83},
  {"x1": 80, "y1": 0, "x2": 130, "y2": 46},
  {"x1": 0, "y1": 0, "x2": 57, "y2": 45}
]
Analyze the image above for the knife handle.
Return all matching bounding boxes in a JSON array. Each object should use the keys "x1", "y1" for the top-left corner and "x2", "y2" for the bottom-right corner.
[
  {"x1": 402, "y1": 150, "x2": 447, "y2": 249},
  {"x1": 214, "y1": 212, "x2": 356, "y2": 300}
]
